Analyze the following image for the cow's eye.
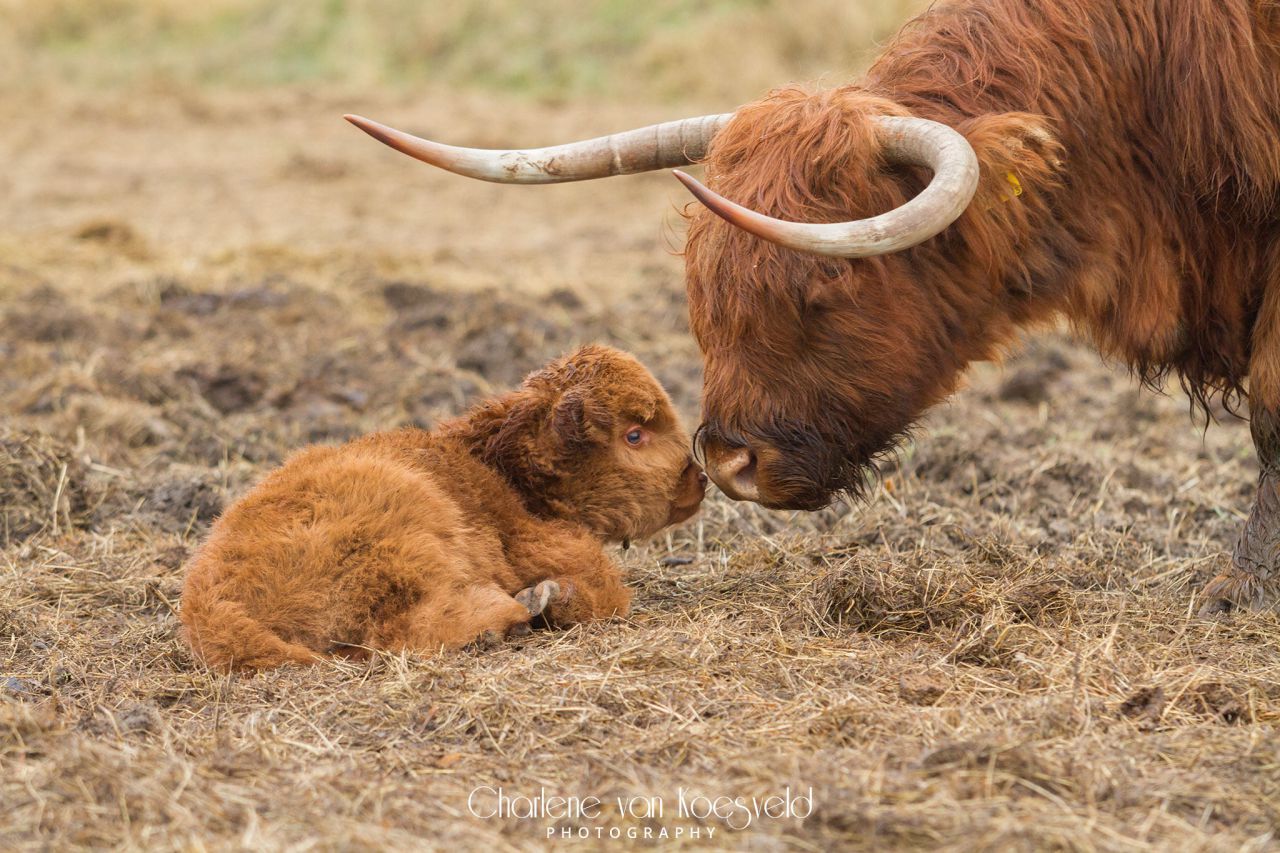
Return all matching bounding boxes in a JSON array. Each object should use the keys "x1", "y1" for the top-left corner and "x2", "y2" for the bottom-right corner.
[{"x1": 625, "y1": 428, "x2": 645, "y2": 446}]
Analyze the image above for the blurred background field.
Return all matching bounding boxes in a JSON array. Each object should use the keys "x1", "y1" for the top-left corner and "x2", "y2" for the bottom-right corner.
[
  {"x1": 3, "y1": 1, "x2": 1279, "y2": 850},
  {"x1": 3, "y1": 0, "x2": 922, "y2": 102}
]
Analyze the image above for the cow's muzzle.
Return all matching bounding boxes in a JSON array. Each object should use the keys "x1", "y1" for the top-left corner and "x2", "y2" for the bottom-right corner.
[
  {"x1": 697, "y1": 420, "x2": 847, "y2": 510},
  {"x1": 699, "y1": 424, "x2": 772, "y2": 504}
]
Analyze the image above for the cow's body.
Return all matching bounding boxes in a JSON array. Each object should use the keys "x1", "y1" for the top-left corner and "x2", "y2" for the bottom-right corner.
[
  {"x1": 683, "y1": 0, "x2": 1280, "y2": 611},
  {"x1": 690, "y1": 0, "x2": 1280, "y2": 483},
  {"x1": 870, "y1": 0, "x2": 1280, "y2": 409}
]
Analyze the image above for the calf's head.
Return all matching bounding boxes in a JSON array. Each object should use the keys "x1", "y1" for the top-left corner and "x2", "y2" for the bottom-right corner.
[{"x1": 457, "y1": 345, "x2": 704, "y2": 541}]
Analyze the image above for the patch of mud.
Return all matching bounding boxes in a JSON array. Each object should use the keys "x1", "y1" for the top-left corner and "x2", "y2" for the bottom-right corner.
[
  {"x1": 998, "y1": 343, "x2": 1072, "y2": 404},
  {"x1": 1119, "y1": 681, "x2": 1253, "y2": 728},
  {"x1": 1, "y1": 285, "x2": 98, "y2": 344},
  {"x1": 1182, "y1": 682, "x2": 1252, "y2": 725},
  {"x1": 1119, "y1": 685, "x2": 1167, "y2": 726},
  {"x1": 383, "y1": 281, "x2": 604, "y2": 387},
  {"x1": 185, "y1": 366, "x2": 267, "y2": 415},
  {"x1": 898, "y1": 673, "x2": 948, "y2": 706},
  {"x1": 133, "y1": 466, "x2": 226, "y2": 534}
]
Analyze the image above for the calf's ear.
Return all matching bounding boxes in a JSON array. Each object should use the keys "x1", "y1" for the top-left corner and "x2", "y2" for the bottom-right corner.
[{"x1": 551, "y1": 389, "x2": 609, "y2": 453}]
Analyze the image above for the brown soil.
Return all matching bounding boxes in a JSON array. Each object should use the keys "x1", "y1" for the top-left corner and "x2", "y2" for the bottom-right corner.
[{"x1": 2, "y1": 86, "x2": 1277, "y2": 851}]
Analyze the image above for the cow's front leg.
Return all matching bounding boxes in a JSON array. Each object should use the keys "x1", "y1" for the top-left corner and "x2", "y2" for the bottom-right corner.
[{"x1": 1200, "y1": 409, "x2": 1280, "y2": 614}]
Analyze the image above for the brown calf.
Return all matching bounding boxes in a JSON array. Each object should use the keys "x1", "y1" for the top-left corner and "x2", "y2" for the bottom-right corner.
[{"x1": 180, "y1": 345, "x2": 705, "y2": 670}]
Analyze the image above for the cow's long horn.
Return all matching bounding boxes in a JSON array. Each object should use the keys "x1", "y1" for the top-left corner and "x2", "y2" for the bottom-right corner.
[
  {"x1": 672, "y1": 116, "x2": 979, "y2": 258},
  {"x1": 345, "y1": 113, "x2": 733, "y2": 184}
]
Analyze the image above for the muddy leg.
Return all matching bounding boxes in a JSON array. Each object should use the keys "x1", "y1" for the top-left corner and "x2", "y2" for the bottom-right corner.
[{"x1": 1200, "y1": 409, "x2": 1280, "y2": 614}]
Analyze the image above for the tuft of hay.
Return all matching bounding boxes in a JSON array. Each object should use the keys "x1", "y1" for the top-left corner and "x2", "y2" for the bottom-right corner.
[{"x1": 0, "y1": 430, "x2": 102, "y2": 544}]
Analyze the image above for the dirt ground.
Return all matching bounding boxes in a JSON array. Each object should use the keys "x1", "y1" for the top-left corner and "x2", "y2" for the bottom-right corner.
[{"x1": 3, "y1": 78, "x2": 1279, "y2": 851}]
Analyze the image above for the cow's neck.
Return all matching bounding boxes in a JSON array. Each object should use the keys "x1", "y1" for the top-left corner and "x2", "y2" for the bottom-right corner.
[{"x1": 861, "y1": 0, "x2": 1280, "y2": 408}]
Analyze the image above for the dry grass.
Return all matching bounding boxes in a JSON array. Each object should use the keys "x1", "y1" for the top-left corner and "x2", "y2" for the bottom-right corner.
[
  {"x1": 3, "y1": 1, "x2": 1280, "y2": 849},
  {"x1": 4, "y1": 208, "x2": 1279, "y2": 848}
]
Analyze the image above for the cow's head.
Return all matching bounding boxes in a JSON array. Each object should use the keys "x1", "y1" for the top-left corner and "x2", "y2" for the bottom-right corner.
[{"x1": 346, "y1": 86, "x2": 1060, "y2": 509}]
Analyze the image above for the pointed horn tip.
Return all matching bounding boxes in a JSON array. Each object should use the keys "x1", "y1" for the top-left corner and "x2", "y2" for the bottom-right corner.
[
  {"x1": 671, "y1": 169, "x2": 732, "y2": 221},
  {"x1": 344, "y1": 114, "x2": 397, "y2": 142},
  {"x1": 672, "y1": 169, "x2": 712, "y2": 201},
  {"x1": 342, "y1": 114, "x2": 404, "y2": 151},
  {"x1": 344, "y1": 114, "x2": 379, "y2": 132}
]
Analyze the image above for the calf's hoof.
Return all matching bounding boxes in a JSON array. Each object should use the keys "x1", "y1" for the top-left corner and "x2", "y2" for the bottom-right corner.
[
  {"x1": 516, "y1": 581, "x2": 562, "y2": 617},
  {"x1": 470, "y1": 629, "x2": 505, "y2": 650}
]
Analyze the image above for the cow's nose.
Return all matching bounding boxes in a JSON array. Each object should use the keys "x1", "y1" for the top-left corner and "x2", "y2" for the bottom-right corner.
[{"x1": 706, "y1": 445, "x2": 760, "y2": 502}]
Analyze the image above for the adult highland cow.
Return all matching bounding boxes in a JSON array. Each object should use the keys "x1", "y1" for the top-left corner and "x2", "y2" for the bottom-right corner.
[{"x1": 346, "y1": 0, "x2": 1280, "y2": 614}]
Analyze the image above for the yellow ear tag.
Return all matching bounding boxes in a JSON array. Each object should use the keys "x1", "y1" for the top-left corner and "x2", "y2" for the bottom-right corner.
[{"x1": 1000, "y1": 171, "x2": 1024, "y2": 202}]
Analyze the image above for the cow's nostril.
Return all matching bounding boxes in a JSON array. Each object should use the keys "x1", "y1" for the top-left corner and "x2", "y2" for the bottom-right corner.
[
  {"x1": 710, "y1": 446, "x2": 760, "y2": 502},
  {"x1": 732, "y1": 450, "x2": 758, "y2": 493}
]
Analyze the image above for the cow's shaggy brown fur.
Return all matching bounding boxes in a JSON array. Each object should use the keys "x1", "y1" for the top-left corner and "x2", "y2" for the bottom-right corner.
[
  {"x1": 687, "y1": 0, "x2": 1280, "y2": 511},
  {"x1": 180, "y1": 345, "x2": 705, "y2": 670}
]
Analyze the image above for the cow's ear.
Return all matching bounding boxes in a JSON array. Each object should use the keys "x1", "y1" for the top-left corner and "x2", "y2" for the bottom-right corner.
[
  {"x1": 958, "y1": 112, "x2": 1064, "y2": 206},
  {"x1": 550, "y1": 389, "x2": 608, "y2": 453}
]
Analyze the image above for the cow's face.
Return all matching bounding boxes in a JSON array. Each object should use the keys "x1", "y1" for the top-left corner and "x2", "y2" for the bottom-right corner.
[
  {"x1": 687, "y1": 247, "x2": 965, "y2": 510},
  {"x1": 682, "y1": 90, "x2": 984, "y2": 510},
  {"x1": 680, "y1": 87, "x2": 1063, "y2": 510}
]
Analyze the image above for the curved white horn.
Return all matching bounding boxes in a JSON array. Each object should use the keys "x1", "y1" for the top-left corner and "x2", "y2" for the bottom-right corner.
[
  {"x1": 345, "y1": 113, "x2": 733, "y2": 184},
  {"x1": 673, "y1": 116, "x2": 980, "y2": 258}
]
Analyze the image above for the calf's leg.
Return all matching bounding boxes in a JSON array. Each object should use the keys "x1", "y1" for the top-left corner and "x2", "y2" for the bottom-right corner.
[
  {"x1": 508, "y1": 521, "x2": 632, "y2": 625},
  {"x1": 392, "y1": 584, "x2": 533, "y2": 651},
  {"x1": 1200, "y1": 409, "x2": 1280, "y2": 614}
]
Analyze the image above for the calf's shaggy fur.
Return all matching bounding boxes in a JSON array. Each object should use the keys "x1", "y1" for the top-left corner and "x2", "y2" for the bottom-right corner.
[{"x1": 180, "y1": 345, "x2": 705, "y2": 670}]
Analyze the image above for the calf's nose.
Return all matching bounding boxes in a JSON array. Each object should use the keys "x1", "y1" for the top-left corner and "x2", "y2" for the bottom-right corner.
[{"x1": 680, "y1": 459, "x2": 707, "y2": 495}]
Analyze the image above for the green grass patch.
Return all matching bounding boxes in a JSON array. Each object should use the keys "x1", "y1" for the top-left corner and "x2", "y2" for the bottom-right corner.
[{"x1": 3, "y1": 0, "x2": 924, "y2": 100}]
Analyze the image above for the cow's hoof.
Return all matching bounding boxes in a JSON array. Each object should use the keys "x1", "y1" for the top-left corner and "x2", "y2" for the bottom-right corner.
[
  {"x1": 516, "y1": 581, "x2": 561, "y2": 617},
  {"x1": 1197, "y1": 568, "x2": 1269, "y2": 616},
  {"x1": 506, "y1": 621, "x2": 533, "y2": 639}
]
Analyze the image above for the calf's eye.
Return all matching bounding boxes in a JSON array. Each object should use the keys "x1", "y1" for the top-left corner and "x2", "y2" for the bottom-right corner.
[{"x1": 625, "y1": 428, "x2": 645, "y2": 446}]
